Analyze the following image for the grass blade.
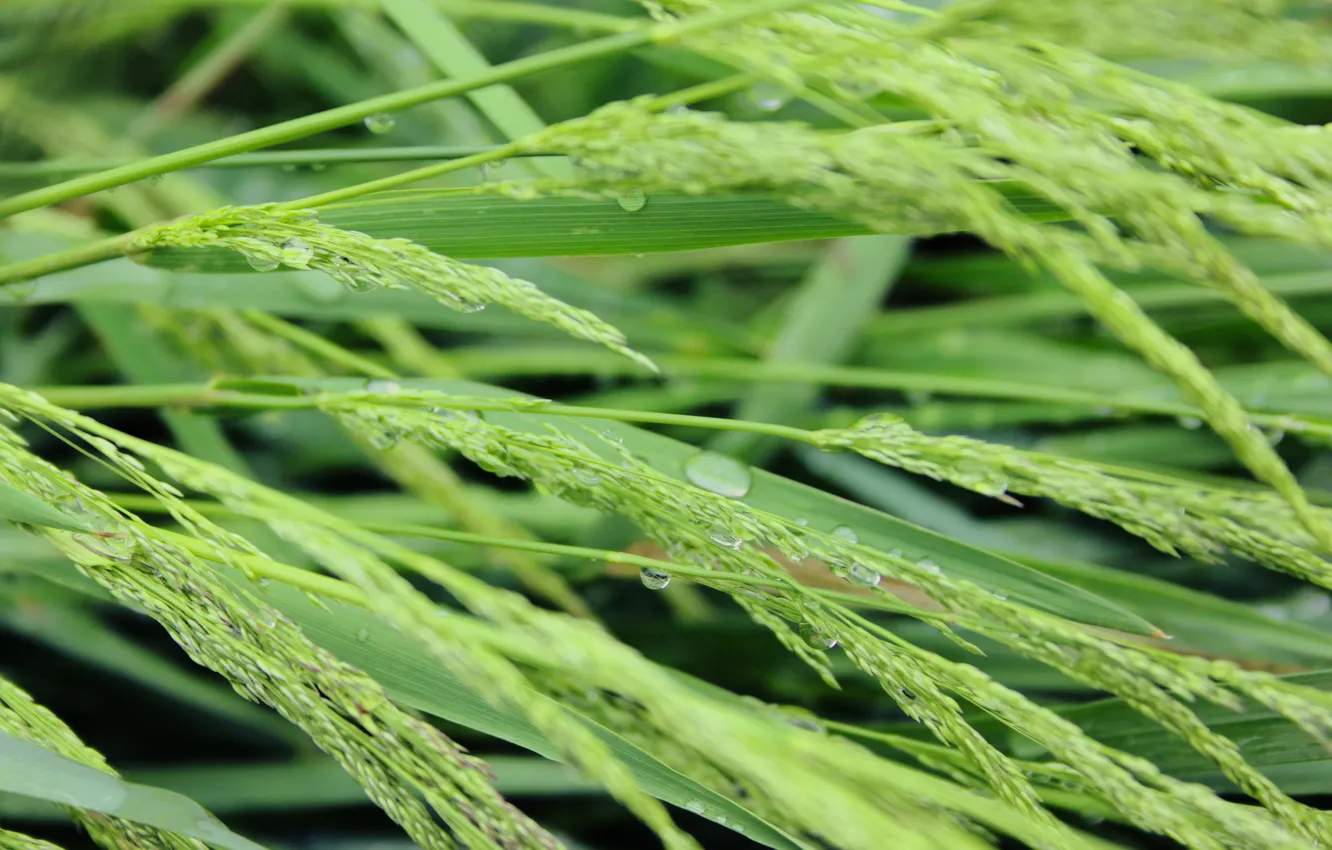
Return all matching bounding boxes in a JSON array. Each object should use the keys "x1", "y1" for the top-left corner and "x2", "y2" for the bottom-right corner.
[
  {"x1": 263, "y1": 376, "x2": 1157, "y2": 636},
  {"x1": 0, "y1": 481, "x2": 95, "y2": 532},
  {"x1": 0, "y1": 730, "x2": 270, "y2": 850}
]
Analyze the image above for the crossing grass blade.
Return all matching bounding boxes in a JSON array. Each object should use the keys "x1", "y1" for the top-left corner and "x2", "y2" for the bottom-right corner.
[
  {"x1": 243, "y1": 375, "x2": 1158, "y2": 636},
  {"x1": 134, "y1": 187, "x2": 1073, "y2": 273},
  {"x1": 0, "y1": 481, "x2": 96, "y2": 532},
  {"x1": 0, "y1": 730, "x2": 271, "y2": 850}
]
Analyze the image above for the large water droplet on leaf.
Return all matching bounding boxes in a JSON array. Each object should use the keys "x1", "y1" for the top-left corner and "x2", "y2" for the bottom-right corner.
[
  {"x1": 683, "y1": 450, "x2": 751, "y2": 499},
  {"x1": 615, "y1": 189, "x2": 648, "y2": 212}
]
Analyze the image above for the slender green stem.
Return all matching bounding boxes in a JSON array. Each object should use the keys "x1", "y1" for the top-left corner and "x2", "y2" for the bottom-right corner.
[
  {"x1": 284, "y1": 145, "x2": 522, "y2": 210},
  {"x1": 0, "y1": 0, "x2": 818, "y2": 219},
  {"x1": 123, "y1": 494, "x2": 936, "y2": 618},
  {"x1": 242, "y1": 310, "x2": 397, "y2": 378},
  {"x1": 29, "y1": 375, "x2": 1332, "y2": 442},
  {"x1": 0, "y1": 234, "x2": 135, "y2": 289},
  {"x1": 0, "y1": 146, "x2": 532, "y2": 178}
]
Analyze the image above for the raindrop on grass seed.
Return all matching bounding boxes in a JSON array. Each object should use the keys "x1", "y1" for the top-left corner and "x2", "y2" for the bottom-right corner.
[
  {"x1": 365, "y1": 378, "x2": 401, "y2": 394},
  {"x1": 801, "y1": 625, "x2": 837, "y2": 650},
  {"x1": 831, "y1": 525, "x2": 858, "y2": 544},
  {"x1": 684, "y1": 450, "x2": 751, "y2": 499},
  {"x1": 847, "y1": 563, "x2": 881, "y2": 588},
  {"x1": 246, "y1": 254, "x2": 279, "y2": 272},
  {"x1": 640, "y1": 568, "x2": 671, "y2": 590},
  {"x1": 363, "y1": 113, "x2": 396, "y2": 134},
  {"x1": 280, "y1": 237, "x2": 313, "y2": 267}
]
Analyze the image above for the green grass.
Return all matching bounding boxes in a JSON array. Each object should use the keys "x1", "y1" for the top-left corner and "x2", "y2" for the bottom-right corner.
[{"x1": 3, "y1": 2, "x2": 1332, "y2": 849}]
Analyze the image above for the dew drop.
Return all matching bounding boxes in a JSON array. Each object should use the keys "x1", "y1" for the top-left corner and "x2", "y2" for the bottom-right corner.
[
  {"x1": 887, "y1": 548, "x2": 903, "y2": 559},
  {"x1": 685, "y1": 800, "x2": 705, "y2": 815},
  {"x1": 245, "y1": 254, "x2": 279, "y2": 272},
  {"x1": 1177, "y1": 415, "x2": 1203, "y2": 430},
  {"x1": 831, "y1": 525, "x2": 858, "y2": 544},
  {"x1": 847, "y1": 562, "x2": 881, "y2": 588},
  {"x1": 279, "y1": 236, "x2": 314, "y2": 267},
  {"x1": 365, "y1": 378, "x2": 401, "y2": 394},
  {"x1": 917, "y1": 558, "x2": 943, "y2": 576},
  {"x1": 683, "y1": 450, "x2": 751, "y2": 499},
  {"x1": 615, "y1": 189, "x2": 648, "y2": 212},
  {"x1": 295, "y1": 274, "x2": 347, "y2": 304},
  {"x1": 708, "y1": 528, "x2": 744, "y2": 550},
  {"x1": 356, "y1": 628, "x2": 371, "y2": 642},
  {"x1": 992, "y1": 589, "x2": 1009, "y2": 601},
  {"x1": 5, "y1": 279, "x2": 37, "y2": 302},
  {"x1": 801, "y1": 625, "x2": 837, "y2": 650},
  {"x1": 640, "y1": 568, "x2": 671, "y2": 590},
  {"x1": 573, "y1": 469, "x2": 603, "y2": 486},
  {"x1": 748, "y1": 81, "x2": 790, "y2": 112},
  {"x1": 794, "y1": 517, "x2": 808, "y2": 527},
  {"x1": 363, "y1": 112, "x2": 396, "y2": 134}
]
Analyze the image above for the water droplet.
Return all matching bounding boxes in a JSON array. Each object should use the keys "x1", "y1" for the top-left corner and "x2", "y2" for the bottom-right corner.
[
  {"x1": 6, "y1": 279, "x2": 37, "y2": 302},
  {"x1": 573, "y1": 469, "x2": 603, "y2": 486},
  {"x1": 640, "y1": 568, "x2": 671, "y2": 590},
  {"x1": 801, "y1": 625, "x2": 837, "y2": 650},
  {"x1": 684, "y1": 800, "x2": 705, "y2": 815},
  {"x1": 295, "y1": 274, "x2": 347, "y2": 304},
  {"x1": 847, "y1": 563, "x2": 881, "y2": 587},
  {"x1": 356, "y1": 628, "x2": 371, "y2": 642},
  {"x1": 917, "y1": 558, "x2": 943, "y2": 576},
  {"x1": 280, "y1": 236, "x2": 314, "y2": 267},
  {"x1": 831, "y1": 525, "x2": 858, "y2": 544},
  {"x1": 246, "y1": 253, "x2": 279, "y2": 272},
  {"x1": 365, "y1": 378, "x2": 401, "y2": 394},
  {"x1": 708, "y1": 528, "x2": 743, "y2": 550},
  {"x1": 1177, "y1": 415, "x2": 1203, "y2": 430},
  {"x1": 887, "y1": 548, "x2": 903, "y2": 559},
  {"x1": 683, "y1": 450, "x2": 751, "y2": 499},
  {"x1": 748, "y1": 81, "x2": 790, "y2": 112},
  {"x1": 992, "y1": 589, "x2": 1009, "y2": 601},
  {"x1": 363, "y1": 113, "x2": 396, "y2": 134},
  {"x1": 258, "y1": 577, "x2": 271, "y2": 588},
  {"x1": 615, "y1": 189, "x2": 648, "y2": 212},
  {"x1": 794, "y1": 517, "x2": 808, "y2": 527}
]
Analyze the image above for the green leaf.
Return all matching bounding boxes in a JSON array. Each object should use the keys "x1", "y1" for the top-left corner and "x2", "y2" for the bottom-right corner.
[
  {"x1": 1, "y1": 758, "x2": 601, "y2": 818},
  {"x1": 0, "y1": 481, "x2": 95, "y2": 532},
  {"x1": 0, "y1": 730, "x2": 270, "y2": 850},
  {"x1": 256, "y1": 376, "x2": 1157, "y2": 636},
  {"x1": 1032, "y1": 671, "x2": 1332, "y2": 794},
  {"x1": 227, "y1": 573, "x2": 812, "y2": 850},
  {"x1": 135, "y1": 188, "x2": 1070, "y2": 273}
]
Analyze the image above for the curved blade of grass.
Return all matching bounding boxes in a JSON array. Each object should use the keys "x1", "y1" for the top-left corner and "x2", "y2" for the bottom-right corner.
[
  {"x1": 0, "y1": 600, "x2": 303, "y2": 746},
  {"x1": 0, "y1": 730, "x2": 270, "y2": 850},
  {"x1": 8, "y1": 552, "x2": 809, "y2": 849},
  {"x1": 800, "y1": 449, "x2": 1332, "y2": 669},
  {"x1": 262, "y1": 376, "x2": 1156, "y2": 635},
  {"x1": 1031, "y1": 671, "x2": 1332, "y2": 793},
  {"x1": 136, "y1": 188, "x2": 1070, "y2": 271},
  {"x1": 0, "y1": 758, "x2": 601, "y2": 819},
  {"x1": 228, "y1": 571, "x2": 812, "y2": 850},
  {"x1": 0, "y1": 481, "x2": 96, "y2": 532}
]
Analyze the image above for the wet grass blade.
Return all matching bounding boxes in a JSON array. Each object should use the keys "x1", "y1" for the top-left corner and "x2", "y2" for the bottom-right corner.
[
  {"x1": 265, "y1": 376, "x2": 1157, "y2": 636},
  {"x1": 0, "y1": 481, "x2": 96, "y2": 532},
  {"x1": 135, "y1": 188, "x2": 1071, "y2": 272},
  {"x1": 0, "y1": 730, "x2": 270, "y2": 850}
]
